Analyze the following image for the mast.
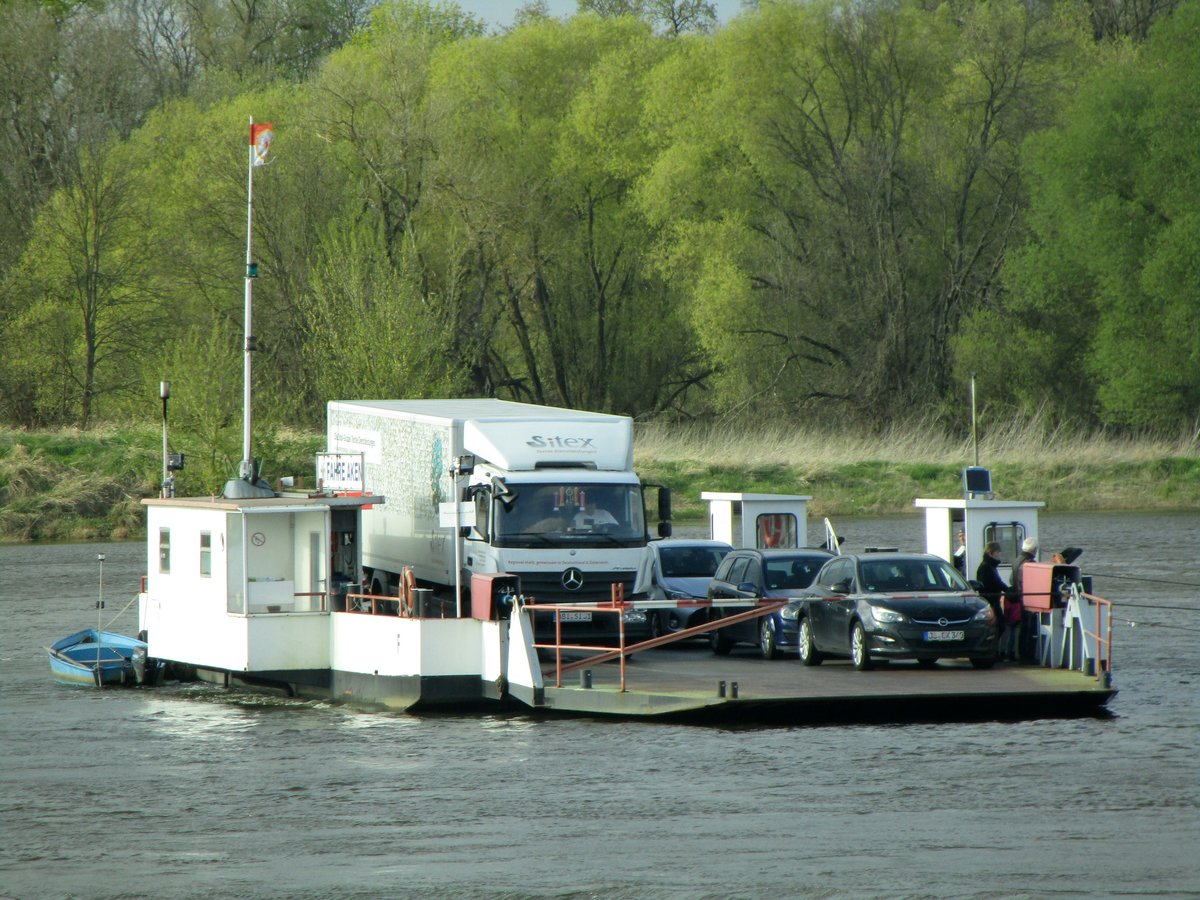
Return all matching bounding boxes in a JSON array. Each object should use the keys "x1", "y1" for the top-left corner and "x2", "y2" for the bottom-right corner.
[
  {"x1": 242, "y1": 114, "x2": 255, "y2": 481},
  {"x1": 225, "y1": 117, "x2": 274, "y2": 498}
]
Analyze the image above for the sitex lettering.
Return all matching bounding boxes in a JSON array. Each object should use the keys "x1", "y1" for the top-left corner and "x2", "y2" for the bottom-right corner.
[{"x1": 526, "y1": 435, "x2": 595, "y2": 449}]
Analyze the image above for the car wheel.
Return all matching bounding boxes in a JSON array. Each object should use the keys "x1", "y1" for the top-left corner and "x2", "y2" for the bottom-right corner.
[
  {"x1": 759, "y1": 619, "x2": 779, "y2": 659},
  {"x1": 916, "y1": 658, "x2": 938, "y2": 669},
  {"x1": 971, "y1": 657, "x2": 996, "y2": 670},
  {"x1": 649, "y1": 612, "x2": 662, "y2": 640},
  {"x1": 710, "y1": 626, "x2": 734, "y2": 656},
  {"x1": 850, "y1": 622, "x2": 873, "y2": 671},
  {"x1": 797, "y1": 618, "x2": 823, "y2": 666}
]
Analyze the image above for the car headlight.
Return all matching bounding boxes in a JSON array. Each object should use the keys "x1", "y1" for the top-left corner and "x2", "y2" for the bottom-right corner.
[
  {"x1": 870, "y1": 606, "x2": 905, "y2": 624},
  {"x1": 973, "y1": 605, "x2": 996, "y2": 623},
  {"x1": 780, "y1": 605, "x2": 800, "y2": 621},
  {"x1": 622, "y1": 609, "x2": 647, "y2": 625}
]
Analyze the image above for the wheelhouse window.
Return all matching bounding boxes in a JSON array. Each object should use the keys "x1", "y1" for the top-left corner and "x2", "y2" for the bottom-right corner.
[
  {"x1": 159, "y1": 528, "x2": 171, "y2": 574},
  {"x1": 199, "y1": 531, "x2": 211, "y2": 577},
  {"x1": 984, "y1": 523, "x2": 1026, "y2": 566}
]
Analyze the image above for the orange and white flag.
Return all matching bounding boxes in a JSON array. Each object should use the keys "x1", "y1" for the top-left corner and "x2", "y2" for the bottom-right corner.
[{"x1": 250, "y1": 123, "x2": 274, "y2": 166}]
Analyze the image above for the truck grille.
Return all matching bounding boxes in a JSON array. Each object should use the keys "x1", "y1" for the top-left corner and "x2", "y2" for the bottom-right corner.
[{"x1": 514, "y1": 570, "x2": 637, "y2": 604}]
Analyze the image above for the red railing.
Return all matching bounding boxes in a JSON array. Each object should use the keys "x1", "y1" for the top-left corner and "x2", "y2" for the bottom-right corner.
[
  {"x1": 524, "y1": 583, "x2": 631, "y2": 689},
  {"x1": 527, "y1": 585, "x2": 787, "y2": 691},
  {"x1": 1082, "y1": 591, "x2": 1114, "y2": 682},
  {"x1": 345, "y1": 590, "x2": 397, "y2": 616}
]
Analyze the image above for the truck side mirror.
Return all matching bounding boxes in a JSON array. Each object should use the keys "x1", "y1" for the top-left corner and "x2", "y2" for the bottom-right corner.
[
  {"x1": 658, "y1": 521, "x2": 673, "y2": 538},
  {"x1": 657, "y1": 486, "x2": 672, "y2": 523}
]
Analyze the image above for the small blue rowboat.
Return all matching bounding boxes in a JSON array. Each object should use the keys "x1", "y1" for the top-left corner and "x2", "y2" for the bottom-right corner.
[{"x1": 46, "y1": 629, "x2": 161, "y2": 687}]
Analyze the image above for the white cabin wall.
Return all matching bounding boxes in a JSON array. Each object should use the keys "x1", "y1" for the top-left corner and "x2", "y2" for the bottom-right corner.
[
  {"x1": 144, "y1": 505, "x2": 252, "y2": 671},
  {"x1": 925, "y1": 507, "x2": 953, "y2": 561}
]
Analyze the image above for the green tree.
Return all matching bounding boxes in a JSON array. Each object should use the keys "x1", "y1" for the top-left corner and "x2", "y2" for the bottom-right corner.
[
  {"x1": 427, "y1": 14, "x2": 706, "y2": 414},
  {"x1": 577, "y1": 0, "x2": 717, "y2": 35},
  {"x1": 6, "y1": 140, "x2": 162, "y2": 425},
  {"x1": 974, "y1": 3, "x2": 1200, "y2": 429},
  {"x1": 638, "y1": 0, "x2": 1087, "y2": 425}
]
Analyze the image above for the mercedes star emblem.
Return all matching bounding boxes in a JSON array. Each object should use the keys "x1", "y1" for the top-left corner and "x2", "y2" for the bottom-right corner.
[{"x1": 561, "y1": 567, "x2": 584, "y2": 591}]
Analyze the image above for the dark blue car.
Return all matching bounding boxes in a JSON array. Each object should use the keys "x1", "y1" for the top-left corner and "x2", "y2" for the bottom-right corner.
[{"x1": 707, "y1": 548, "x2": 834, "y2": 658}]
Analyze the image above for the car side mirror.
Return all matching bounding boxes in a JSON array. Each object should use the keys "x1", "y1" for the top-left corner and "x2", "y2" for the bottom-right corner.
[
  {"x1": 968, "y1": 579, "x2": 983, "y2": 592},
  {"x1": 831, "y1": 578, "x2": 852, "y2": 595},
  {"x1": 736, "y1": 582, "x2": 757, "y2": 594}
]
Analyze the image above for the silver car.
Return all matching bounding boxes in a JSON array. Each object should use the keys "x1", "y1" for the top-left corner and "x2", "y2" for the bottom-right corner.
[{"x1": 647, "y1": 539, "x2": 734, "y2": 638}]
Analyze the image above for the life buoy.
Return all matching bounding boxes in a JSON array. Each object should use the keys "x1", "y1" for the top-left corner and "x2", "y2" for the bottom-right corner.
[
  {"x1": 760, "y1": 514, "x2": 788, "y2": 548},
  {"x1": 400, "y1": 566, "x2": 417, "y2": 617}
]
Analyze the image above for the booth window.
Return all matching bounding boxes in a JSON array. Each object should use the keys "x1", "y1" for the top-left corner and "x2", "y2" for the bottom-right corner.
[
  {"x1": 200, "y1": 531, "x2": 211, "y2": 577},
  {"x1": 757, "y1": 513, "x2": 796, "y2": 548},
  {"x1": 984, "y1": 522, "x2": 1026, "y2": 565},
  {"x1": 159, "y1": 528, "x2": 171, "y2": 574}
]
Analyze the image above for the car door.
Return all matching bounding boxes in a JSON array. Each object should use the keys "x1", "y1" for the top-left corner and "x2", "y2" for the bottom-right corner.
[
  {"x1": 729, "y1": 555, "x2": 764, "y2": 643},
  {"x1": 810, "y1": 557, "x2": 856, "y2": 649},
  {"x1": 708, "y1": 553, "x2": 746, "y2": 600},
  {"x1": 708, "y1": 553, "x2": 750, "y2": 636}
]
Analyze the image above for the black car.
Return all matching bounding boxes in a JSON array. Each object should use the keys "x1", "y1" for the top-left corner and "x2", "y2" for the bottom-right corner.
[
  {"x1": 793, "y1": 552, "x2": 998, "y2": 669},
  {"x1": 707, "y1": 549, "x2": 834, "y2": 658}
]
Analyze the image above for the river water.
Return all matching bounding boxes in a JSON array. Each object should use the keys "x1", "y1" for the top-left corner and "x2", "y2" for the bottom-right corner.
[{"x1": 1, "y1": 512, "x2": 1198, "y2": 899}]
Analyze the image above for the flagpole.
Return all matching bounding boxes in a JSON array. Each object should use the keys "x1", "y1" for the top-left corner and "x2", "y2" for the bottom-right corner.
[
  {"x1": 242, "y1": 114, "x2": 255, "y2": 482},
  {"x1": 225, "y1": 117, "x2": 272, "y2": 499}
]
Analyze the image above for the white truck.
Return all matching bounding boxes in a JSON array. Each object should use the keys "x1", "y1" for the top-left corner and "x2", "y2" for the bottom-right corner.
[{"x1": 326, "y1": 399, "x2": 670, "y2": 634}]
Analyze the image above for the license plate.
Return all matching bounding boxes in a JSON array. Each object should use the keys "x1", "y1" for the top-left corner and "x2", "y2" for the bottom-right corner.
[
  {"x1": 924, "y1": 630, "x2": 965, "y2": 642},
  {"x1": 560, "y1": 611, "x2": 592, "y2": 622}
]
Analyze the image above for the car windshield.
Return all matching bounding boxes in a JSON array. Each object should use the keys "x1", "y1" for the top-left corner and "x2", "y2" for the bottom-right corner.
[
  {"x1": 764, "y1": 555, "x2": 826, "y2": 590},
  {"x1": 859, "y1": 558, "x2": 970, "y2": 593},
  {"x1": 659, "y1": 546, "x2": 729, "y2": 578}
]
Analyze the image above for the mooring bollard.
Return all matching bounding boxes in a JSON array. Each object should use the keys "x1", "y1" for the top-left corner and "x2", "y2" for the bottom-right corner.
[
  {"x1": 731, "y1": 681, "x2": 739, "y2": 699},
  {"x1": 718, "y1": 680, "x2": 726, "y2": 698},
  {"x1": 581, "y1": 669, "x2": 592, "y2": 688}
]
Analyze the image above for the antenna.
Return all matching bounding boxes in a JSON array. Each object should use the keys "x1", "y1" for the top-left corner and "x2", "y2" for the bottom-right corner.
[{"x1": 970, "y1": 372, "x2": 979, "y2": 468}]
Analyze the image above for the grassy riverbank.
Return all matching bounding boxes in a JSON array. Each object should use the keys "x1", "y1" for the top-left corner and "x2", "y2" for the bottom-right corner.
[{"x1": 2, "y1": 422, "x2": 1198, "y2": 543}]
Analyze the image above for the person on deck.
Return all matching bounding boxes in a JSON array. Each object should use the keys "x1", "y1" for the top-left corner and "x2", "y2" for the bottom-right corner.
[
  {"x1": 975, "y1": 541, "x2": 1008, "y2": 625},
  {"x1": 1012, "y1": 537, "x2": 1038, "y2": 601},
  {"x1": 953, "y1": 530, "x2": 967, "y2": 575},
  {"x1": 1006, "y1": 537, "x2": 1038, "y2": 661}
]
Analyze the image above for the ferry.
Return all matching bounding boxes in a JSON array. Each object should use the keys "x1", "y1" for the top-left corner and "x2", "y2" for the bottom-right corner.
[{"x1": 136, "y1": 457, "x2": 1115, "y2": 723}]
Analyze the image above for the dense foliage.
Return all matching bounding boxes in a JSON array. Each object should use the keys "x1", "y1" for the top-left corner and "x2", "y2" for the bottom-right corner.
[{"x1": 1, "y1": 0, "x2": 1196, "y2": 483}]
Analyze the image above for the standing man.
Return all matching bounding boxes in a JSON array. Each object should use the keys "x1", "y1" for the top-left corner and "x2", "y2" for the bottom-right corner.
[{"x1": 953, "y1": 530, "x2": 967, "y2": 575}]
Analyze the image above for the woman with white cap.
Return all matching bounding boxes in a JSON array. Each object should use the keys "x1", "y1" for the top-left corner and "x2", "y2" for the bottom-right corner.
[{"x1": 1008, "y1": 537, "x2": 1038, "y2": 661}]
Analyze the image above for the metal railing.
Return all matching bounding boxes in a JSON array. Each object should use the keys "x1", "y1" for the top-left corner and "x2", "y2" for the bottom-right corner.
[
  {"x1": 1082, "y1": 591, "x2": 1114, "y2": 682},
  {"x1": 1030, "y1": 581, "x2": 1115, "y2": 683},
  {"x1": 527, "y1": 587, "x2": 786, "y2": 691},
  {"x1": 526, "y1": 599, "x2": 630, "y2": 690},
  {"x1": 345, "y1": 590, "x2": 397, "y2": 616}
]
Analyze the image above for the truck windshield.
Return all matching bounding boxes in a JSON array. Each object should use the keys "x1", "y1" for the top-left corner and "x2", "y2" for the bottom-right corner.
[{"x1": 493, "y1": 482, "x2": 646, "y2": 548}]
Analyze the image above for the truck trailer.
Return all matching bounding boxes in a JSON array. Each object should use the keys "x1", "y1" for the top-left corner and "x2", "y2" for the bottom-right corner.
[{"x1": 326, "y1": 399, "x2": 669, "y2": 639}]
